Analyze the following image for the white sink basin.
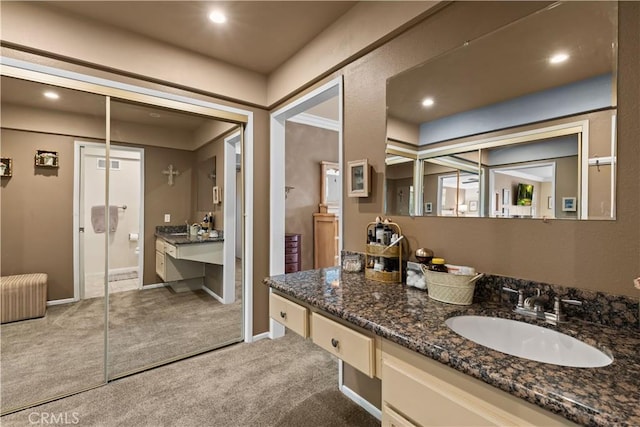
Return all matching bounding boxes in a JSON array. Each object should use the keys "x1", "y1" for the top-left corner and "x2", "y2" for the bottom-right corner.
[{"x1": 445, "y1": 315, "x2": 613, "y2": 368}]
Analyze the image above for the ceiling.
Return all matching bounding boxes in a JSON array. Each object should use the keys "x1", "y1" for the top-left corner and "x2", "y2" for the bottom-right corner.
[
  {"x1": 43, "y1": 1, "x2": 357, "y2": 75},
  {"x1": 1, "y1": 76, "x2": 212, "y2": 130},
  {"x1": 387, "y1": 1, "x2": 617, "y2": 127}
]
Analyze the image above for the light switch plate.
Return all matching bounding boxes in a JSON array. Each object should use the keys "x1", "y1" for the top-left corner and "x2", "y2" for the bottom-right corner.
[{"x1": 164, "y1": 214, "x2": 171, "y2": 223}]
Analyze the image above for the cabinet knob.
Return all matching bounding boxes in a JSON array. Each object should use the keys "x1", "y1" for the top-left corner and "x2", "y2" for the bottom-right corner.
[
  {"x1": 331, "y1": 338, "x2": 339, "y2": 348},
  {"x1": 280, "y1": 311, "x2": 286, "y2": 319}
]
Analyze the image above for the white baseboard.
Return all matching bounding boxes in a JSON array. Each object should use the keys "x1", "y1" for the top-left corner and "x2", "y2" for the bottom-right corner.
[
  {"x1": 201, "y1": 285, "x2": 224, "y2": 303},
  {"x1": 47, "y1": 298, "x2": 75, "y2": 306},
  {"x1": 340, "y1": 383, "x2": 382, "y2": 421},
  {"x1": 142, "y1": 283, "x2": 167, "y2": 290},
  {"x1": 252, "y1": 331, "x2": 270, "y2": 342}
]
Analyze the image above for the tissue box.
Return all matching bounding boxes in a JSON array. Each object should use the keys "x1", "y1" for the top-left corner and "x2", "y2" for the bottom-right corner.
[{"x1": 406, "y1": 261, "x2": 426, "y2": 290}]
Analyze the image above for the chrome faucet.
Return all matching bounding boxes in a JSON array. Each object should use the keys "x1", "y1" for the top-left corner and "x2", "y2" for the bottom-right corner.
[{"x1": 503, "y1": 287, "x2": 581, "y2": 324}]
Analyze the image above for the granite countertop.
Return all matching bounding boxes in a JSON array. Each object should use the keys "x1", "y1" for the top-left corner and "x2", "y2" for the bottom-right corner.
[
  {"x1": 155, "y1": 227, "x2": 224, "y2": 245},
  {"x1": 263, "y1": 267, "x2": 640, "y2": 427}
]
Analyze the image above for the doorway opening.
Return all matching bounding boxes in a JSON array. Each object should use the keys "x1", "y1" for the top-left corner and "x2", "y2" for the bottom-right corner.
[{"x1": 74, "y1": 142, "x2": 144, "y2": 301}]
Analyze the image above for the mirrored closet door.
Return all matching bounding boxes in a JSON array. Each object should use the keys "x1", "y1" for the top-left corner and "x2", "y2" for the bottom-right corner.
[
  {"x1": 0, "y1": 68, "x2": 247, "y2": 414},
  {"x1": 0, "y1": 76, "x2": 108, "y2": 413}
]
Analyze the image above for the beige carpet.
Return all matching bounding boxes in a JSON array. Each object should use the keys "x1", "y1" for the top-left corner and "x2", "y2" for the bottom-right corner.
[
  {"x1": 1, "y1": 285, "x2": 242, "y2": 413},
  {"x1": 1, "y1": 333, "x2": 380, "y2": 427}
]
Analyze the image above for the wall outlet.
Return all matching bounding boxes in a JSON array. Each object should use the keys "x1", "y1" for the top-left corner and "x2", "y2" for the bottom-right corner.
[{"x1": 164, "y1": 214, "x2": 171, "y2": 223}]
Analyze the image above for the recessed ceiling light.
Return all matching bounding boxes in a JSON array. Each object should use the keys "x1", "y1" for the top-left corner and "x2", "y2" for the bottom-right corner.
[
  {"x1": 549, "y1": 53, "x2": 569, "y2": 64},
  {"x1": 422, "y1": 98, "x2": 435, "y2": 107},
  {"x1": 208, "y1": 10, "x2": 226, "y2": 24},
  {"x1": 43, "y1": 91, "x2": 59, "y2": 100}
]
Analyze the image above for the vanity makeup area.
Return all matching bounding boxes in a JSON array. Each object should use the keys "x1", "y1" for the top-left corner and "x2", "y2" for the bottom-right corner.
[{"x1": 266, "y1": 2, "x2": 640, "y2": 426}]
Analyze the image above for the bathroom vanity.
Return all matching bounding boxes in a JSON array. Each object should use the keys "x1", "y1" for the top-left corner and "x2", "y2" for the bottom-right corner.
[
  {"x1": 264, "y1": 268, "x2": 640, "y2": 426},
  {"x1": 155, "y1": 227, "x2": 226, "y2": 295}
]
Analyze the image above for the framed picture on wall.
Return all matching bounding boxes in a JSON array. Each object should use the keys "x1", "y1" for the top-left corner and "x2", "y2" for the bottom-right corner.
[
  {"x1": 0, "y1": 158, "x2": 12, "y2": 177},
  {"x1": 347, "y1": 159, "x2": 369, "y2": 197},
  {"x1": 562, "y1": 197, "x2": 576, "y2": 212}
]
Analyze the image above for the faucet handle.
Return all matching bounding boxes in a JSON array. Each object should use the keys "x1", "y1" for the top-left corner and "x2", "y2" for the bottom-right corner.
[
  {"x1": 553, "y1": 297, "x2": 583, "y2": 323},
  {"x1": 502, "y1": 287, "x2": 524, "y2": 308}
]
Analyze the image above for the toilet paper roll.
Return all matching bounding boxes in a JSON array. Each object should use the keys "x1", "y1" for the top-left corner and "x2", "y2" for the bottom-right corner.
[{"x1": 128, "y1": 233, "x2": 139, "y2": 242}]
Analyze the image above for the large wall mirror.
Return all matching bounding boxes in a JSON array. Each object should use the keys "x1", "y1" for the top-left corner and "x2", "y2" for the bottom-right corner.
[
  {"x1": 385, "y1": 1, "x2": 618, "y2": 220},
  {"x1": 0, "y1": 67, "x2": 246, "y2": 414}
]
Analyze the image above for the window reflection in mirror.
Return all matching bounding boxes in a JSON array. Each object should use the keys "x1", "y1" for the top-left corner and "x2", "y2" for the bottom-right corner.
[{"x1": 384, "y1": 1, "x2": 617, "y2": 220}]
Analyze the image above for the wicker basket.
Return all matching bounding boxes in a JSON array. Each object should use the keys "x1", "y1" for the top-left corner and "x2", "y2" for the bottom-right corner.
[
  {"x1": 365, "y1": 243, "x2": 400, "y2": 256},
  {"x1": 365, "y1": 268, "x2": 401, "y2": 283},
  {"x1": 420, "y1": 266, "x2": 483, "y2": 305}
]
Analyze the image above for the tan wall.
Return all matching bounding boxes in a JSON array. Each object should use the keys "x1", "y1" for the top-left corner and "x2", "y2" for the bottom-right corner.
[
  {"x1": 194, "y1": 135, "x2": 226, "y2": 230},
  {"x1": 285, "y1": 122, "x2": 339, "y2": 271},
  {"x1": 1, "y1": 130, "x2": 76, "y2": 300},
  {"x1": 341, "y1": 1, "x2": 640, "y2": 297}
]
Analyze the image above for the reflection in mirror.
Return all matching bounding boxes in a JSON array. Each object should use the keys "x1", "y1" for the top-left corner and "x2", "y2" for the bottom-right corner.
[
  {"x1": 485, "y1": 135, "x2": 579, "y2": 219},
  {"x1": 320, "y1": 161, "x2": 340, "y2": 213},
  {"x1": 423, "y1": 151, "x2": 480, "y2": 217},
  {"x1": 385, "y1": 155, "x2": 415, "y2": 216},
  {"x1": 385, "y1": 1, "x2": 617, "y2": 219},
  {"x1": 197, "y1": 155, "x2": 216, "y2": 211},
  {"x1": 108, "y1": 100, "x2": 243, "y2": 379},
  {"x1": 1, "y1": 76, "x2": 107, "y2": 413}
]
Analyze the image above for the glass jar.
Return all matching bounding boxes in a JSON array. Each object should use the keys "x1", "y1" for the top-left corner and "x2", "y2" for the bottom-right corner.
[{"x1": 428, "y1": 258, "x2": 448, "y2": 273}]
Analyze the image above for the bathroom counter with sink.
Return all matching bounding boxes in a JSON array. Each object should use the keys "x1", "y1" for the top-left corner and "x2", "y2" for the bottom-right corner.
[
  {"x1": 155, "y1": 230, "x2": 224, "y2": 246},
  {"x1": 264, "y1": 267, "x2": 640, "y2": 426}
]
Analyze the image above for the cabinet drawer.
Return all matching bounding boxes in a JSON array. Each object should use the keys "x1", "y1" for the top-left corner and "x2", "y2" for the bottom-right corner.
[
  {"x1": 269, "y1": 293, "x2": 309, "y2": 338},
  {"x1": 285, "y1": 244, "x2": 299, "y2": 254},
  {"x1": 155, "y1": 239, "x2": 165, "y2": 253},
  {"x1": 284, "y1": 253, "x2": 299, "y2": 263},
  {"x1": 284, "y1": 263, "x2": 299, "y2": 273},
  {"x1": 311, "y1": 312, "x2": 374, "y2": 377},
  {"x1": 285, "y1": 241, "x2": 299, "y2": 249},
  {"x1": 285, "y1": 234, "x2": 300, "y2": 242},
  {"x1": 164, "y1": 243, "x2": 177, "y2": 258}
]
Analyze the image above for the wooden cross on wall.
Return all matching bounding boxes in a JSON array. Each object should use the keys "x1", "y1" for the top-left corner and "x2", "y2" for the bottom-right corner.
[{"x1": 162, "y1": 164, "x2": 180, "y2": 186}]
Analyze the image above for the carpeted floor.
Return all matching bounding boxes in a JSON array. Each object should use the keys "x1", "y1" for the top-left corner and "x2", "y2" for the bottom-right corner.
[
  {"x1": 1, "y1": 332, "x2": 380, "y2": 427},
  {"x1": 1, "y1": 285, "x2": 242, "y2": 413}
]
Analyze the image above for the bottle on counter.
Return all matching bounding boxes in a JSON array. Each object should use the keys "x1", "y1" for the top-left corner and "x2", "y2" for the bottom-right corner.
[{"x1": 428, "y1": 258, "x2": 448, "y2": 273}]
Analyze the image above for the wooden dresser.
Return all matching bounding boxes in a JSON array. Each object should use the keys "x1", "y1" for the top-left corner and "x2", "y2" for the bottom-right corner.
[
  {"x1": 284, "y1": 233, "x2": 302, "y2": 273},
  {"x1": 313, "y1": 213, "x2": 339, "y2": 269}
]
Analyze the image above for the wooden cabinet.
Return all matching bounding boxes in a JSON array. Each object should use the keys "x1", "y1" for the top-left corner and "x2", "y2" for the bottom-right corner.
[
  {"x1": 269, "y1": 293, "x2": 309, "y2": 338},
  {"x1": 381, "y1": 339, "x2": 576, "y2": 427},
  {"x1": 155, "y1": 238, "x2": 204, "y2": 282},
  {"x1": 313, "y1": 213, "x2": 339, "y2": 268},
  {"x1": 284, "y1": 233, "x2": 301, "y2": 273}
]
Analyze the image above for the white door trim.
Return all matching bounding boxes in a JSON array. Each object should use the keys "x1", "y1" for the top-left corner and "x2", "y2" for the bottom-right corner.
[{"x1": 268, "y1": 76, "x2": 344, "y2": 338}]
